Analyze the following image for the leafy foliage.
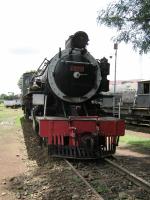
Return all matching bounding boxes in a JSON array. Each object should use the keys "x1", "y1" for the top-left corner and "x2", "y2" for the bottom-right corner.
[
  {"x1": 0, "y1": 93, "x2": 19, "y2": 100},
  {"x1": 17, "y1": 76, "x2": 23, "y2": 90},
  {"x1": 97, "y1": 0, "x2": 150, "y2": 54},
  {"x1": 0, "y1": 94, "x2": 7, "y2": 99}
]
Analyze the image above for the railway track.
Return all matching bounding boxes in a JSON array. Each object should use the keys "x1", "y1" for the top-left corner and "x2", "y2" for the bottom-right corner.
[
  {"x1": 105, "y1": 158, "x2": 150, "y2": 193},
  {"x1": 65, "y1": 158, "x2": 150, "y2": 200},
  {"x1": 65, "y1": 159, "x2": 104, "y2": 200}
]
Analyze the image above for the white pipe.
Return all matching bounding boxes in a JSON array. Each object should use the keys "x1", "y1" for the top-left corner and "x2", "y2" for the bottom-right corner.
[{"x1": 44, "y1": 95, "x2": 47, "y2": 117}]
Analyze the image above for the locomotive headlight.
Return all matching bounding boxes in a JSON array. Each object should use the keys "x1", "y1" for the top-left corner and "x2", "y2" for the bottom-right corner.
[
  {"x1": 73, "y1": 72, "x2": 88, "y2": 79},
  {"x1": 73, "y1": 72, "x2": 80, "y2": 79}
]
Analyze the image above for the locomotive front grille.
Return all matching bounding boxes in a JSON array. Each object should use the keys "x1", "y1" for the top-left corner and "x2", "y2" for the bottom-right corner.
[{"x1": 48, "y1": 136, "x2": 117, "y2": 159}]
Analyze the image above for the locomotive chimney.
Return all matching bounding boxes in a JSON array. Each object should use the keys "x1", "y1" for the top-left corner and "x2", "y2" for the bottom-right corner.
[{"x1": 65, "y1": 31, "x2": 89, "y2": 49}]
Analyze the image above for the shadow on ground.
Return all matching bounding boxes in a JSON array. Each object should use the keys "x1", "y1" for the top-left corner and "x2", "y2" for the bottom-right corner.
[
  {"x1": 119, "y1": 141, "x2": 150, "y2": 156},
  {"x1": 20, "y1": 117, "x2": 49, "y2": 166},
  {"x1": 126, "y1": 124, "x2": 150, "y2": 134}
]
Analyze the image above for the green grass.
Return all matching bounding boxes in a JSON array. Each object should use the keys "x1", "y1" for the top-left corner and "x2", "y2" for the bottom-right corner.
[
  {"x1": 91, "y1": 180, "x2": 108, "y2": 193},
  {"x1": 0, "y1": 104, "x2": 23, "y2": 127},
  {"x1": 15, "y1": 115, "x2": 22, "y2": 127},
  {"x1": 0, "y1": 104, "x2": 15, "y2": 118},
  {"x1": 120, "y1": 134, "x2": 150, "y2": 149},
  {"x1": 72, "y1": 175, "x2": 81, "y2": 183}
]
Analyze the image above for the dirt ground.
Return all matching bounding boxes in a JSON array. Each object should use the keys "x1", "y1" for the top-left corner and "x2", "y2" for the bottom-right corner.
[
  {"x1": 0, "y1": 108, "x2": 26, "y2": 199},
  {"x1": 0, "y1": 107, "x2": 149, "y2": 200},
  {"x1": 0, "y1": 108, "x2": 99, "y2": 200},
  {"x1": 117, "y1": 128, "x2": 150, "y2": 157}
]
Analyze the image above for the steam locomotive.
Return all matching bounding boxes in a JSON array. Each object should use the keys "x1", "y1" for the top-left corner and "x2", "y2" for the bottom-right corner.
[{"x1": 22, "y1": 31, "x2": 125, "y2": 159}]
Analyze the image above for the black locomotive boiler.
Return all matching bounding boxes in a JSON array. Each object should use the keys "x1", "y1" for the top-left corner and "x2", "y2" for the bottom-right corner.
[{"x1": 22, "y1": 31, "x2": 125, "y2": 159}]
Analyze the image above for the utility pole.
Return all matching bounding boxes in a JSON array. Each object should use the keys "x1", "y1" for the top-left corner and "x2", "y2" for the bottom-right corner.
[{"x1": 113, "y1": 43, "x2": 118, "y2": 117}]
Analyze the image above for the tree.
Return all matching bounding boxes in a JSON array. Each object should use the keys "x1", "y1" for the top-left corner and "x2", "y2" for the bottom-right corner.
[
  {"x1": 97, "y1": 0, "x2": 150, "y2": 54},
  {"x1": 17, "y1": 76, "x2": 23, "y2": 90},
  {"x1": 0, "y1": 94, "x2": 7, "y2": 99}
]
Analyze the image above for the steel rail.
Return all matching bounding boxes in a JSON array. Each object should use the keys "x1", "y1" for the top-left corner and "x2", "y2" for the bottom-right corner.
[
  {"x1": 105, "y1": 158, "x2": 150, "y2": 193},
  {"x1": 65, "y1": 159, "x2": 104, "y2": 200}
]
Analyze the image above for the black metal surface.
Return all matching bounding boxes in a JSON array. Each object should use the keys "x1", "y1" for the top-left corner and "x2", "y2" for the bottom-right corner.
[
  {"x1": 54, "y1": 54, "x2": 96, "y2": 97},
  {"x1": 65, "y1": 31, "x2": 89, "y2": 49},
  {"x1": 48, "y1": 143, "x2": 116, "y2": 159}
]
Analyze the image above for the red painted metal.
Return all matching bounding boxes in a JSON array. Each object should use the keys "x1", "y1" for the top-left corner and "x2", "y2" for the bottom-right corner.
[
  {"x1": 39, "y1": 119, "x2": 69, "y2": 137},
  {"x1": 39, "y1": 116, "x2": 125, "y2": 145},
  {"x1": 99, "y1": 117, "x2": 125, "y2": 136},
  {"x1": 70, "y1": 120, "x2": 97, "y2": 134}
]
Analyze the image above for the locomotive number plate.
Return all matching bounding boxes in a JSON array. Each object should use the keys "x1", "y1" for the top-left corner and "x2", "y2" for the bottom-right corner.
[{"x1": 70, "y1": 65, "x2": 84, "y2": 72}]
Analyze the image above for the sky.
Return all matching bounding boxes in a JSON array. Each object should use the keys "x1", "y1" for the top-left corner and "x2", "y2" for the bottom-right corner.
[{"x1": 0, "y1": 0, "x2": 149, "y2": 94}]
